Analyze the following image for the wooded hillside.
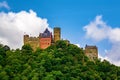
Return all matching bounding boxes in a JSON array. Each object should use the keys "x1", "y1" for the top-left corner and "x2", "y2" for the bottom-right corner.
[{"x1": 0, "y1": 40, "x2": 120, "y2": 80}]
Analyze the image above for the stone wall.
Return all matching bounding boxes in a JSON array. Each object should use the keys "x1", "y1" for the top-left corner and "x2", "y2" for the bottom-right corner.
[{"x1": 85, "y1": 45, "x2": 98, "y2": 60}]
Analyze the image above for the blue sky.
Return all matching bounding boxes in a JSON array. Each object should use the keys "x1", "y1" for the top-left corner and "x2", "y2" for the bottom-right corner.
[{"x1": 0, "y1": 0, "x2": 120, "y2": 65}]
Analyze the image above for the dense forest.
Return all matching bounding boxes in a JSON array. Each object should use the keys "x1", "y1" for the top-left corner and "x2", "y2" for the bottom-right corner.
[{"x1": 0, "y1": 40, "x2": 120, "y2": 80}]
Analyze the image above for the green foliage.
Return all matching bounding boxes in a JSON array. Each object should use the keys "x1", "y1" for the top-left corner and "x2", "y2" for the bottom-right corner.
[
  {"x1": 0, "y1": 41, "x2": 120, "y2": 80},
  {"x1": 55, "y1": 40, "x2": 68, "y2": 49},
  {"x1": 22, "y1": 44, "x2": 33, "y2": 53}
]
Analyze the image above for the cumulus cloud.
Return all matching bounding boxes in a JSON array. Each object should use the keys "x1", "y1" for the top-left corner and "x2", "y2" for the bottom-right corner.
[
  {"x1": 75, "y1": 44, "x2": 80, "y2": 47},
  {"x1": 0, "y1": 10, "x2": 52, "y2": 49},
  {"x1": 0, "y1": 1, "x2": 10, "y2": 10},
  {"x1": 84, "y1": 15, "x2": 120, "y2": 66},
  {"x1": 84, "y1": 16, "x2": 110, "y2": 41}
]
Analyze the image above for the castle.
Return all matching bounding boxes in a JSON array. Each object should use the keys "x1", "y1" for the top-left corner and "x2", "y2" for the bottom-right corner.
[
  {"x1": 24, "y1": 27, "x2": 60, "y2": 50},
  {"x1": 23, "y1": 27, "x2": 98, "y2": 60}
]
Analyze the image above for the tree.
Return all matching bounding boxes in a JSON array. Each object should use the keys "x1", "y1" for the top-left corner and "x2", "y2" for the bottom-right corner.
[
  {"x1": 0, "y1": 42, "x2": 120, "y2": 80},
  {"x1": 55, "y1": 40, "x2": 67, "y2": 49},
  {"x1": 3, "y1": 45, "x2": 10, "y2": 52},
  {"x1": 22, "y1": 44, "x2": 33, "y2": 54}
]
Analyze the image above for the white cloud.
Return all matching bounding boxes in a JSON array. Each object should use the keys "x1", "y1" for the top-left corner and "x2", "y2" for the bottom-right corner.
[
  {"x1": 84, "y1": 15, "x2": 120, "y2": 66},
  {"x1": 84, "y1": 15, "x2": 110, "y2": 41},
  {"x1": 0, "y1": 1, "x2": 10, "y2": 10},
  {"x1": 75, "y1": 44, "x2": 80, "y2": 47},
  {"x1": 108, "y1": 28, "x2": 120, "y2": 43},
  {"x1": 107, "y1": 43, "x2": 120, "y2": 66},
  {"x1": 98, "y1": 54, "x2": 108, "y2": 61},
  {"x1": 0, "y1": 10, "x2": 52, "y2": 49}
]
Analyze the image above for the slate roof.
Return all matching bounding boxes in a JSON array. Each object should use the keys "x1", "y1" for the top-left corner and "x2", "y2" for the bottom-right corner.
[{"x1": 39, "y1": 28, "x2": 51, "y2": 38}]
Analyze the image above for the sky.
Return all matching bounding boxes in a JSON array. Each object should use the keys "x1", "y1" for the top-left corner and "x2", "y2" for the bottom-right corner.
[{"x1": 0, "y1": 0, "x2": 120, "y2": 66}]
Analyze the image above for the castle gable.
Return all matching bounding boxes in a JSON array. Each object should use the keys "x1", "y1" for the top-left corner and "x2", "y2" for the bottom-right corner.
[
  {"x1": 39, "y1": 28, "x2": 52, "y2": 49},
  {"x1": 40, "y1": 28, "x2": 51, "y2": 38}
]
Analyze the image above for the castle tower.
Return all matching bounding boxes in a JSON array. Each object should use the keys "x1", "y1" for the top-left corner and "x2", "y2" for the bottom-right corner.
[
  {"x1": 24, "y1": 35, "x2": 29, "y2": 45},
  {"x1": 54, "y1": 27, "x2": 61, "y2": 42},
  {"x1": 85, "y1": 45, "x2": 98, "y2": 60}
]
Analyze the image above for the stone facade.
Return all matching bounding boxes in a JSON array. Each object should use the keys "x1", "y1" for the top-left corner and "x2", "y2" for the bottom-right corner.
[
  {"x1": 39, "y1": 28, "x2": 52, "y2": 49},
  {"x1": 85, "y1": 45, "x2": 98, "y2": 60},
  {"x1": 24, "y1": 27, "x2": 61, "y2": 50},
  {"x1": 54, "y1": 27, "x2": 61, "y2": 42},
  {"x1": 24, "y1": 35, "x2": 39, "y2": 50},
  {"x1": 24, "y1": 27, "x2": 98, "y2": 60}
]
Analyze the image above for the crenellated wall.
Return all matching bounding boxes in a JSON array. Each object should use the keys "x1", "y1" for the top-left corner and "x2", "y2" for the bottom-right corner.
[{"x1": 24, "y1": 35, "x2": 39, "y2": 50}]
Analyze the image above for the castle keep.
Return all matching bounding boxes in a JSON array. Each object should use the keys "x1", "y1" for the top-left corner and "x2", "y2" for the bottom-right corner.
[{"x1": 24, "y1": 27, "x2": 61, "y2": 50}]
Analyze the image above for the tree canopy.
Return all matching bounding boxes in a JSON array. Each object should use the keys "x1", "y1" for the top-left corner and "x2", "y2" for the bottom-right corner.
[{"x1": 0, "y1": 41, "x2": 120, "y2": 80}]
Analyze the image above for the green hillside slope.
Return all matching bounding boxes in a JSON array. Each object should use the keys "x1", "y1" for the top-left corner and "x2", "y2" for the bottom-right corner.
[{"x1": 0, "y1": 40, "x2": 120, "y2": 80}]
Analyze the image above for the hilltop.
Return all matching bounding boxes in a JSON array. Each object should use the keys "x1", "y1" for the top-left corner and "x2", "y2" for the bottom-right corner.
[{"x1": 0, "y1": 40, "x2": 120, "y2": 80}]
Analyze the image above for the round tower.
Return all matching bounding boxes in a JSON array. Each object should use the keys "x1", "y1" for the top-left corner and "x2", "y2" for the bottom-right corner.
[{"x1": 54, "y1": 27, "x2": 61, "y2": 42}]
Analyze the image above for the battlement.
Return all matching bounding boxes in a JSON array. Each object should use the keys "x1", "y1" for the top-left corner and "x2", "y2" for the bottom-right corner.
[
  {"x1": 85, "y1": 45, "x2": 97, "y2": 49},
  {"x1": 28, "y1": 37, "x2": 39, "y2": 41}
]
